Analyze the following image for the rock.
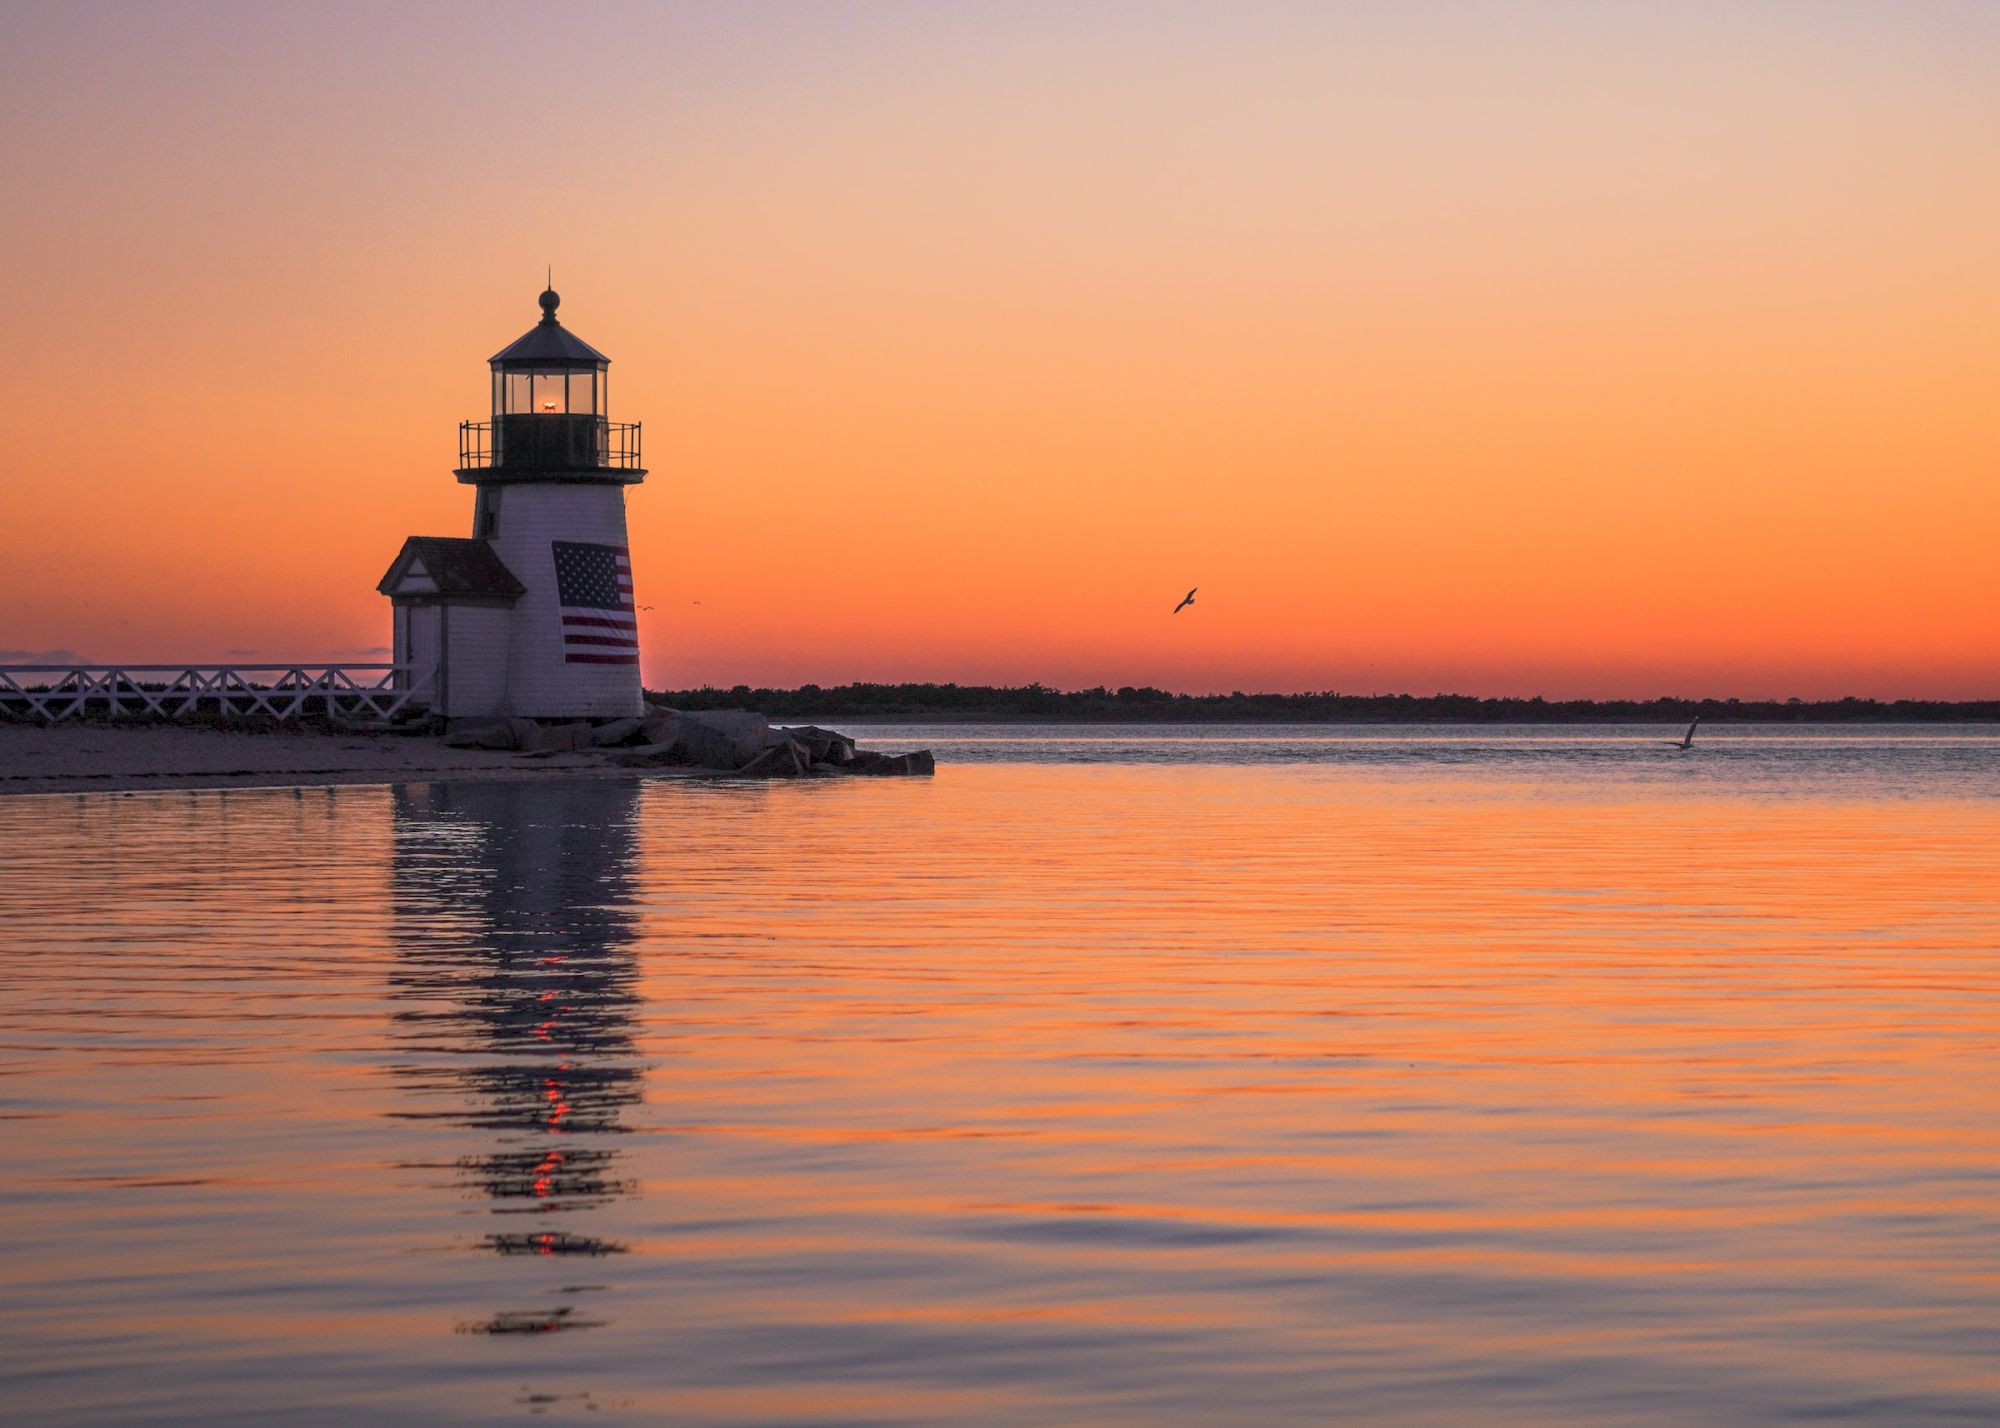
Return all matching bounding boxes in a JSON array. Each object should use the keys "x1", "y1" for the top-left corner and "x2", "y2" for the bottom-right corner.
[
  {"x1": 737, "y1": 738, "x2": 809, "y2": 778},
  {"x1": 590, "y1": 716, "x2": 645, "y2": 748},
  {"x1": 775, "y1": 725, "x2": 856, "y2": 765},
  {"x1": 678, "y1": 709, "x2": 773, "y2": 766},
  {"x1": 679, "y1": 726, "x2": 744, "y2": 769},
  {"x1": 612, "y1": 713, "x2": 916, "y2": 777},
  {"x1": 516, "y1": 721, "x2": 593, "y2": 754},
  {"x1": 442, "y1": 721, "x2": 515, "y2": 750},
  {"x1": 778, "y1": 731, "x2": 829, "y2": 761},
  {"x1": 636, "y1": 711, "x2": 748, "y2": 769},
  {"x1": 612, "y1": 733, "x2": 745, "y2": 772}
]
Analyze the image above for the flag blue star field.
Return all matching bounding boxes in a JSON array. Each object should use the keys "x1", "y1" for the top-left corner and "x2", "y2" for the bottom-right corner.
[{"x1": 551, "y1": 541, "x2": 638, "y2": 665}]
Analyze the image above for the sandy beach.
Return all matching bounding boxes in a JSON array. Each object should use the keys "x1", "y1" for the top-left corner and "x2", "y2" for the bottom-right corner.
[{"x1": 0, "y1": 722, "x2": 712, "y2": 797}]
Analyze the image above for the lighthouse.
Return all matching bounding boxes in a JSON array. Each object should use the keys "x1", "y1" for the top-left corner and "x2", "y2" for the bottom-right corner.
[{"x1": 378, "y1": 286, "x2": 647, "y2": 721}]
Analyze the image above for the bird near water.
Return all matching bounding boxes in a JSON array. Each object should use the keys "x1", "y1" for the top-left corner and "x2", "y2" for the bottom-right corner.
[
  {"x1": 1173, "y1": 587, "x2": 1197, "y2": 614},
  {"x1": 1669, "y1": 715, "x2": 1700, "y2": 751}
]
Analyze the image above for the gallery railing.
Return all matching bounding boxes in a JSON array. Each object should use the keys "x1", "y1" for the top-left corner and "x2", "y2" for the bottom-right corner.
[
  {"x1": 457, "y1": 418, "x2": 643, "y2": 473},
  {"x1": 0, "y1": 664, "x2": 436, "y2": 724}
]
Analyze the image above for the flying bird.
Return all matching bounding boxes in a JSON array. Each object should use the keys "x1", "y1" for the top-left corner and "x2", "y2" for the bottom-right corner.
[
  {"x1": 638, "y1": 605, "x2": 655, "y2": 611},
  {"x1": 1669, "y1": 715, "x2": 1700, "y2": 750},
  {"x1": 1173, "y1": 587, "x2": 1197, "y2": 614}
]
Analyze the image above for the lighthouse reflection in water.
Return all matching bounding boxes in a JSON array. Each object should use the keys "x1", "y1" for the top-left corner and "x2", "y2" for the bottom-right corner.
[{"x1": 390, "y1": 779, "x2": 643, "y2": 1335}]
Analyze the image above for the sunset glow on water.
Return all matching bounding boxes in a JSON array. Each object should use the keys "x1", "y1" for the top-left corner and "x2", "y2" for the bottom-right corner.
[{"x1": 5, "y1": 730, "x2": 1999, "y2": 1423}]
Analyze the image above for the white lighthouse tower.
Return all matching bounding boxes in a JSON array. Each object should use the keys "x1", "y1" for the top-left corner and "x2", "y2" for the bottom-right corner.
[{"x1": 378, "y1": 286, "x2": 647, "y2": 721}]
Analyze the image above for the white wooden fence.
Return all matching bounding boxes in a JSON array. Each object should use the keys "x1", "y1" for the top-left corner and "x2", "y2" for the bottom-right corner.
[{"x1": 0, "y1": 664, "x2": 435, "y2": 724}]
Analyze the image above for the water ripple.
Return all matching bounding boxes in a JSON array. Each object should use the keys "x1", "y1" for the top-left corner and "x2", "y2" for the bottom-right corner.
[{"x1": 3, "y1": 729, "x2": 1999, "y2": 1423}]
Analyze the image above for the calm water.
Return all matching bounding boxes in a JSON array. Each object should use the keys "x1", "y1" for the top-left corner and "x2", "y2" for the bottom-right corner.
[{"x1": 3, "y1": 724, "x2": 1999, "y2": 1424}]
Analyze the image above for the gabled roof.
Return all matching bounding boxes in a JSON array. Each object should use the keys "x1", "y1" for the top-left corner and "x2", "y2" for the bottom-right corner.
[
  {"x1": 377, "y1": 537, "x2": 525, "y2": 600},
  {"x1": 490, "y1": 287, "x2": 609, "y2": 366}
]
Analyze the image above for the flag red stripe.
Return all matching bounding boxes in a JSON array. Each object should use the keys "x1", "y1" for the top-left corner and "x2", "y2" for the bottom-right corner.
[
  {"x1": 563, "y1": 634, "x2": 639, "y2": 648},
  {"x1": 563, "y1": 615, "x2": 636, "y2": 630},
  {"x1": 565, "y1": 653, "x2": 639, "y2": 665}
]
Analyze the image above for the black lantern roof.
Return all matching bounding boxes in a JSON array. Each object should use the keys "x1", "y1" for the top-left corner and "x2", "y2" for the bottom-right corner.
[{"x1": 489, "y1": 287, "x2": 609, "y2": 367}]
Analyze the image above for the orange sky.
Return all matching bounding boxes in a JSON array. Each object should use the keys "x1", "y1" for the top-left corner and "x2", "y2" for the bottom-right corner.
[{"x1": 2, "y1": 2, "x2": 1995, "y2": 698}]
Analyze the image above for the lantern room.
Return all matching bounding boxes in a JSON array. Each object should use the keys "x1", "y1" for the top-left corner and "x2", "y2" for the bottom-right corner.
[{"x1": 455, "y1": 286, "x2": 644, "y2": 483}]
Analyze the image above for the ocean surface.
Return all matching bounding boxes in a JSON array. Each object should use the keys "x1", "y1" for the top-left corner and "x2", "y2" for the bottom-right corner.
[{"x1": 3, "y1": 722, "x2": 1998, "y2": 1425}]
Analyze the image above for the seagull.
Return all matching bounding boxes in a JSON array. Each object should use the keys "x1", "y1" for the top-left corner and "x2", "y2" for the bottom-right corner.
[
  {"x1": 1172, "y1": 587, "x2": 1197, "y2": 614},
  {"x1": 638, "y1": 605, "x2": 655, "y2": 611},
  {"x1": 1669, "y1": 715, "x2": 1700, "y2": 750}
]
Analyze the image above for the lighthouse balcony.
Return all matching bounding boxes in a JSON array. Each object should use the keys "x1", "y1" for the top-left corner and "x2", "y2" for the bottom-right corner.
[{"x1": 456, "y1": 417, "x2": 644, "y2": 483}]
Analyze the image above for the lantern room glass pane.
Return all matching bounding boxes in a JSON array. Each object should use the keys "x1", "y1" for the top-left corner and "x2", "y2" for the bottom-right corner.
[
  {"x1": 532, "y1": 372, "x2": 567, "y2": 414},
  {"x1": 504, "y1": 372, "x2": 532, "y2": 414},
  {"x1": 568, "y1": 370, "x2": 598, "y2": 415}
]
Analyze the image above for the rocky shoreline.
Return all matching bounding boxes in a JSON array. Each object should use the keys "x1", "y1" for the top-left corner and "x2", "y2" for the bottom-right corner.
[
  {"x1": 0, "y1": 711, "x2": 933, "y2": 797},
  {"x1": 444, "y1": 708, "x2": 934, "y2": 777}
]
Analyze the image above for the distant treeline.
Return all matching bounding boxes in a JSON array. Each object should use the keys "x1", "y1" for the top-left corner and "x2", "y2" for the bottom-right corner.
[{"x1": 647, "y1": 683, "x2": 2000, "y2": 722}]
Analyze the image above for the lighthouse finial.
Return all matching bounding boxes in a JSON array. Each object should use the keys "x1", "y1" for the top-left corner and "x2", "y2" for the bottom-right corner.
[{"x1": 538, "y1": 268, "x2": 560, "y2": 324}]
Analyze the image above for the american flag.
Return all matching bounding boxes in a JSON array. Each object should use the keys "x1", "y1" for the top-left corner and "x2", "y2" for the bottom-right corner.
[{"x1": 552, "y1": 541, "x2": 638, "y2": 665}]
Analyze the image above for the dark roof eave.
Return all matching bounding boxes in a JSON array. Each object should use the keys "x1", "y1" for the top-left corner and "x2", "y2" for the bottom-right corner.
[
  {"x1": 376, "y1": 536, "x2": 527, "y2": 598},
  {"x1": 488, "y1": 324, "x2": 611, "y2": 365}
]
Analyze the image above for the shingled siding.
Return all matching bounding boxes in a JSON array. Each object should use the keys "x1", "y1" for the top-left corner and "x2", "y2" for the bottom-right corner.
[
  {"x1": 484, "y1": 483, "x2": 643, "y2": 719},
  {"x1": 440, "y1": 604, "x2": 513, "y2": 719}
]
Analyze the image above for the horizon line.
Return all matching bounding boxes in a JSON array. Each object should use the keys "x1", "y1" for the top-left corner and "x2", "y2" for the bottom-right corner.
[{"x1": 645, "y1": 681, "x2": 2000, "y2": 708}]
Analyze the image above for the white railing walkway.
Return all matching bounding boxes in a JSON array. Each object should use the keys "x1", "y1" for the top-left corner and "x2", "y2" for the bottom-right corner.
[{"x1": 0, "y1": 664, "x2": 435, "y2": 724}]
